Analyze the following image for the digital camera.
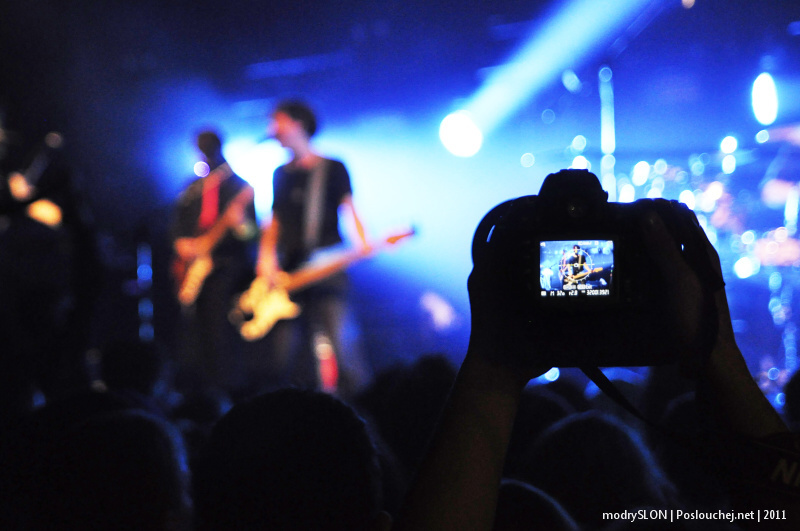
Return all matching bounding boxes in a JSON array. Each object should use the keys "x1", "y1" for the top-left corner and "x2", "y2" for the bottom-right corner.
[{"x1": 471, "y1": 168, "x2": 721, "y2": 367}]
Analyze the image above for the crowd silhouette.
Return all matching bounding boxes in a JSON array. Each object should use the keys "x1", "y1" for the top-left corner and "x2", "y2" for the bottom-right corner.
[{"x1": 1, "y1": 163, "x2": 800, "y2": 530}]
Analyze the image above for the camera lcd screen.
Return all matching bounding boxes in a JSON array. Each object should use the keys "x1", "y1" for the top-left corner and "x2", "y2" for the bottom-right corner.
[{"x1": 539, "y1": 240, "x2": 614, "y2": 299}]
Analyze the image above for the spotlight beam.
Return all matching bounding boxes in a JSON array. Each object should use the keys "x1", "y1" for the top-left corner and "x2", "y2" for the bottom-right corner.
[{"x1": 464, "y1": 0, "x2": 664, "y2": 137}]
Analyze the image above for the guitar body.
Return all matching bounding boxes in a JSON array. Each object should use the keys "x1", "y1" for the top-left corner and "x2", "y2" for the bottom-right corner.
[
  {"x1": 172, "y1": 171, "x2": 254, "y2": 308},
  {"x1": 232, "y1": 229, "x2": 415, "y2": 341},
  {"x1": 233, "y1": 277, "x2": 302, "y2": 341},
  {"x1": 176, "y1": 255, "x2": 214, "y2": 307},
  {"x1": 171, "y1": 256, "x2": 188, "y2": 293},
  {"x1": 563, "y1": 267, "x2": 603, "y2": 285}
]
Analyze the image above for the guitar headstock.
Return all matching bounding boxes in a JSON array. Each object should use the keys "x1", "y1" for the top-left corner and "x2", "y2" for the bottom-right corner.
[{"x1": 386, "y1": 226, "x2": 417, "y2": 245}]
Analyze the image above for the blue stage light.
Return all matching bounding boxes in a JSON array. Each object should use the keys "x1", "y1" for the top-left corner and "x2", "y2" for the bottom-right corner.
[
  {"x1": 720, "y1": 135, "x2": 738, "y2": 154},
  {"x1": 752, "y1": 73, "x2": 778, "y2": 126},
  {"x1": 678, "y1": 189, "x2": 695, "y2": 210},
  {"x1": 562, "y1": 70, "x2": 582, "y2": 94},
  {"x1": 439, "y1": 111, "x2": 483, "y2": 157},
  {"x1": 722, "y1": 154, "x2": 736, "y2": 175},
  {"x1": 632, "y1": 161, "x2": 649, "y2": 186},
  {"x1": 446, "y1": 0, "x2": 654, "y2": 145},
  {"x1": 618, "y1": 183, "x2": 636, "y2": 203},
  {"x1": 571, "y1": 135, "x2": 587, "y2": 152},
  {"x1": 734, "y1": 256, "x2": 759, "y2": 279},
  {"x1": 571, "y1": 155, "x2": 590, "y2": 170},
  {"x1": 520, "y1": 153, "x2": 536, "y2": 167}
]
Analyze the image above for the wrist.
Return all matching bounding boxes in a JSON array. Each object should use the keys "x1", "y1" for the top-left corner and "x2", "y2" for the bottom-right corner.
[
  {"x1": 458, "y1": 345, "x2": 529, "y2": 399},
  {"x1": 256, "y1": 259, "x2": 277, "y2": 278},
  {"x1": 699, "y1": 336, "x2": 788, "y2": 439}
]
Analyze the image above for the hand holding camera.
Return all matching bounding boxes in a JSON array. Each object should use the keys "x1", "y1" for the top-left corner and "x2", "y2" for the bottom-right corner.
[
  {"x1": 469, "y1": 168, "x2": 724, "y2": 372},
  {"x1": 397, "y1": 170, "x2": 795, "y2": 531}
]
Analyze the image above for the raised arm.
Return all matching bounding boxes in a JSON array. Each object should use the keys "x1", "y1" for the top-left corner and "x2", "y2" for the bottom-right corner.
[
  {"x1": 340, "y1": 194, "x2": 370, "y2": 251},
  {"x1": 644, "y1": 209, "x2": 799, "y2": 529},
  {"x1": 393, "y1": 240, "x2": 549, "y2": 531},
  {"x1": 642, "y1": 210, "x2": 787, "y2": 438},
  {"x1": 395, "y1": 204, "x2": 799, "y2": 531},
  {"x1": 256, "y1": 216, "x2": 281, "y2": 282},
  {"x1": 392, "y1": 350, "x2": 534, "y2": 531}
]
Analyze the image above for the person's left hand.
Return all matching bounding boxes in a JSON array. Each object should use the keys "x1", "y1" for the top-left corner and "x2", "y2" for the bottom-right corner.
[
  {"x1": 466, "y1": 263, "x2": 551, "y2": 388},
  {"x1": 8, "y1": 172, "x2": 34, "y2": 201}
]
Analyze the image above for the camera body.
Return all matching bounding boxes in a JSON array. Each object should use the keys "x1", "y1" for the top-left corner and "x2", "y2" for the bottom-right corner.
[{"x1": 472, "y1": 168, "x2": 713, "y2": 367}]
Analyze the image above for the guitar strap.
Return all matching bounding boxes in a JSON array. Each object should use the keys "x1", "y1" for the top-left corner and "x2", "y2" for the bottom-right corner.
[
  {"x1": 303, "y1": 158, "x2": 329, "y2": 253},
  {"x1": 198, "y1": 175, "x2": 220, "y2": 231},
  {"x1": 198, "y1": 163, "x2": 232, "y2": 231}
]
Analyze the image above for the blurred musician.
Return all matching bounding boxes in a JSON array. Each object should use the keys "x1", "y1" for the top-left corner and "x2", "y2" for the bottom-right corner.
[
  {"x1": 0, "y1": 127, "x2": 101, "y2": 418},
  {"x1": 567, "y1": 245, "x2": 590, "y2": 284},
  {"x1": 170, "y1": 130, "x2": 259, "y2": 394}
]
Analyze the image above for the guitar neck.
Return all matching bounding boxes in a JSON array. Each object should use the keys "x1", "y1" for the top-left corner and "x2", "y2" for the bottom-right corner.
[
  {"x1": 196, "y1": 181, "x2": 253, "y2": 255},
  {"x1": 200, "y1": 209, "x2": 237, "y2": 252},
  {"x1": 285, "y1": 248, "x2": 367, "y2": 293},
  {"x1": 284, "y1": 229, "x2": 415, "y2": 293}
]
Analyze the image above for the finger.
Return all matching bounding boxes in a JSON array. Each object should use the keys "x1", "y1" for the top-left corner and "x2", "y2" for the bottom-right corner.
[
  {"x1": 641, "y1": 210, "x2": 709, "y2": 376},
  {"x1": 641, "y1": 210, "x2": 696, "y2": 290},
  {"x1": 274, "y1": 271, "x2": 290, "y2": 288}
]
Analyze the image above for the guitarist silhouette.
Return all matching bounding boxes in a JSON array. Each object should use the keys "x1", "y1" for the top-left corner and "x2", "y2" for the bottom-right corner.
[
  {"x1": 254, "y1": 100, "x2": 372, "y2": 398},
  {"x1": 170, "y1": 130, "x2": 258, "y2": 393}
]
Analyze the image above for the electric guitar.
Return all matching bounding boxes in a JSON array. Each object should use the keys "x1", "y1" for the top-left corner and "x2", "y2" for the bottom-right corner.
[
  {"x1": 172, "y1": 165, "x2": 254, "y2": 307},
  {"x1": 231, "y1": 229, "x2": 416, "y2": 341},
  {"x1": 563, "y1": 267, "x2": 603, "y2": 285}
]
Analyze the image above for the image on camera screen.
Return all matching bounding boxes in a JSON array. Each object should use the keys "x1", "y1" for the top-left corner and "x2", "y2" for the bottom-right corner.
[{"x1": 539, "y1": 240, "x2": 614, "y2": 298}]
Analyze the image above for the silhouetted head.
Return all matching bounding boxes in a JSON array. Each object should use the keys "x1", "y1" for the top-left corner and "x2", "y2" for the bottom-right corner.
[
  {"x1": 196, "y1": 130, "x2": 223, "y2": 164},
  {"x1": 193, "y1": 388, "x2": 386, "y2": 531},
  {"x1": 519, "y1": 411, "x2": 677, "y2": 528},
  {"x1": 27, "y1": 409, "x2": 192, "y2": 530},
  {"x1": 273, "y1": 100, "x2": 317, "y2": 137},
  {"x1": 100, "y1": 339, "x2": 169, "y2": 397},
  {"x1": 494, "y1": 479, "x2": 579, "y2": 531},
  {"x1": 353, "y1": 353, "x2": 457, "y2": 474}
]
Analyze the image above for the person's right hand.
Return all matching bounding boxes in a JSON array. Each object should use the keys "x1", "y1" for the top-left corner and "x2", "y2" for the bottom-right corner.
[
  {"x1": 642, "y1": 208, "x2": 729, "y2": 378},
  {"x1": 174, "y1": 237, "x2": 200, "y2": 262},
  {"x1": 256, "y1": 255, "x2": 290, "y2": 290}
]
